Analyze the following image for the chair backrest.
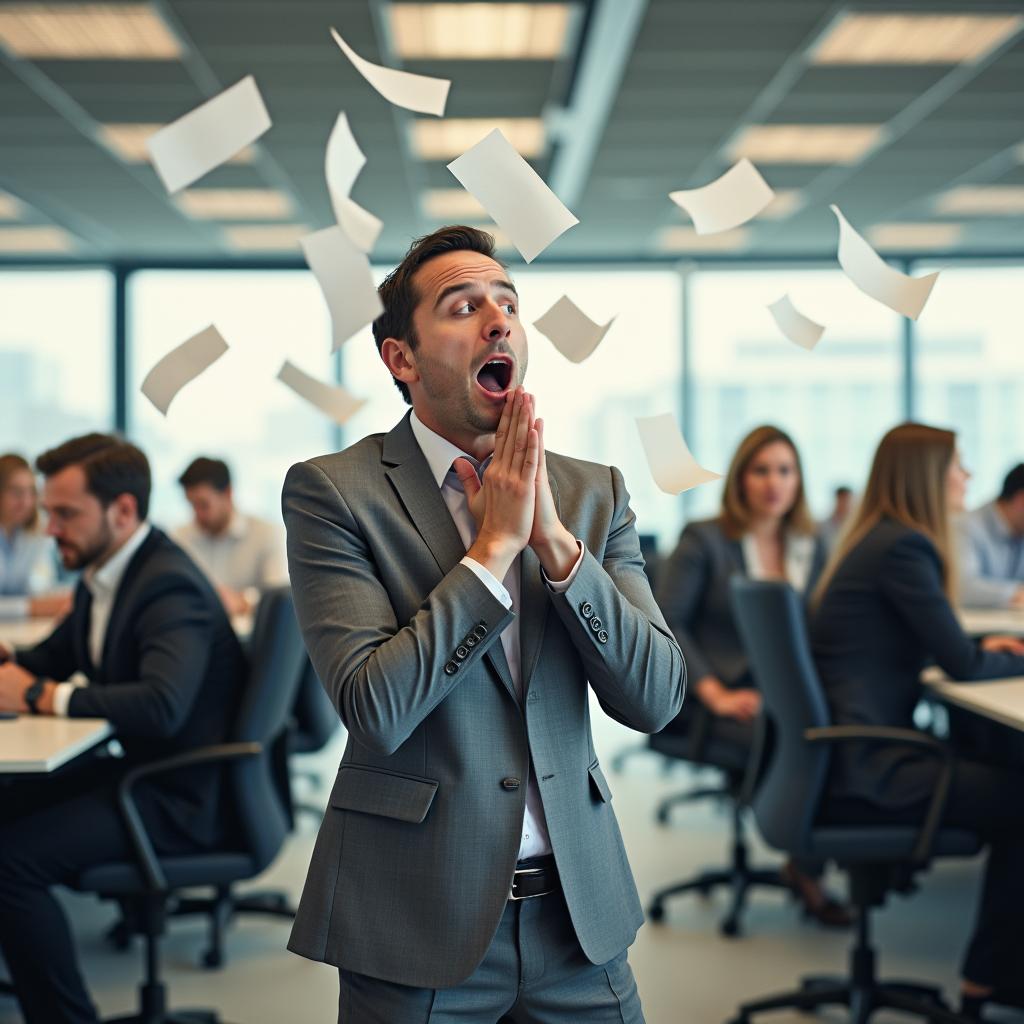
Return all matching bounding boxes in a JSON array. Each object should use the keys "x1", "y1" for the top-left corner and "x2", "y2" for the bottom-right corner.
[
  {"x1": 729, "y1": 577, "x2": 832, "y2": 856},
  {"x1": 229, "y1": 586, "x2": 308, "y2": 871},
  {"x1": 290, "y1": 656, "x2": 340, "y2": 753}
]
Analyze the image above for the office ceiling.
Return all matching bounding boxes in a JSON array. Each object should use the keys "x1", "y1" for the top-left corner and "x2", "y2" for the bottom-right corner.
[{"x1": 1, "y1": 0, "x2": 1023, "y2": 265}]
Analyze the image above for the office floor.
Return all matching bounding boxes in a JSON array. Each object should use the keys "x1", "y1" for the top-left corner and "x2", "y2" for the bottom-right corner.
[{"x1": 2, "y1": 707, "x2": 1018, "y2": 1024}]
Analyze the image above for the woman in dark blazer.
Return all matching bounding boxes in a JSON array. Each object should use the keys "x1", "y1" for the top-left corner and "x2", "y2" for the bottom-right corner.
[
  {"x1": 810, "y1": 423, "x2": 1024, "y2": 1017},
  {"x1": 658, "y1": 425, "x2": 841, "y2": 923}
]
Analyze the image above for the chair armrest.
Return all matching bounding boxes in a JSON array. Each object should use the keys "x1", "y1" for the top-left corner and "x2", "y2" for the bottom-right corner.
[
  {"x1": 115, "y1": 742, "x2": 262, "y2": 892},
  {"x1": 803, "y1": 725, "x2": 954, "y2": 866}
]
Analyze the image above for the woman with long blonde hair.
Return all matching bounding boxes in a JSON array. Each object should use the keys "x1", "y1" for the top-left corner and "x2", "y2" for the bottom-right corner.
[
  {"x1": 810, "y1": 423, "x2": 1024, "y2": 1017},
  {"x1": 657, "y1": 425, "x2": 847, "y2": 926}
]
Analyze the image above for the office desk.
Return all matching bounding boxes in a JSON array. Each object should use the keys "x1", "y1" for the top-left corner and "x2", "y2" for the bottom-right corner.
[
  {"x1": 1, "y1": 612, "x2": 254, "y2": 650},
  {"x1": 0, "y1": 716, "x2": 113, "y2": 773},
  {"x1": 958, "y1": 608, "x2": 1024, "y2": 637},
  {"x1": 926, "y1": 676, "x2": 1024, "y2": 733}
]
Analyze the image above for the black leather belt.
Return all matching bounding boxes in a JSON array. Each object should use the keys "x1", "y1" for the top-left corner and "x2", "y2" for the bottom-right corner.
[{"x1": 510, "y1": 856, "x2": 558, "y2": 901}]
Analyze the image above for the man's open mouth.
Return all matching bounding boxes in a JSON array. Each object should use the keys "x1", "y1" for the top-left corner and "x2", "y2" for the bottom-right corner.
[{"x1": 475, "y1": 356, "x2": 514, "y2": 396}]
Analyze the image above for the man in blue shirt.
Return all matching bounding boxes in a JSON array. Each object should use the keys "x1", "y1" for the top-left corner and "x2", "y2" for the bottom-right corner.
[{"x1": 958, "y1": 463, "x2": 1024, "y2": 608}]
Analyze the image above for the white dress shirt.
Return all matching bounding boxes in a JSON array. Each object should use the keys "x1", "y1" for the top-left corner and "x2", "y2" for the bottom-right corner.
[
  {"x1": 409, "y1": 411, "x2": 584, "y2": 860},
  {"x1": 173, "y1": 512, "x2": 286, "y2": 597},
  {"x1": 0, "y1": 527, "x2": 58, "y2": 619},
  {"x1": 742, "y1": 531, "x2": 817, "y2": 594},
  {"x1": 51, "y1": 522, "x2": 152, "y2": 717}
]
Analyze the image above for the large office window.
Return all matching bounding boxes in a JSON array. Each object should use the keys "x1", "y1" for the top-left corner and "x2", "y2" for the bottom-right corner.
[
  {"x1": 687, "y1": 268, "x2": 904, "y2": 524},
  {"x1": 342, "y1": 267, "x2": 684, "y2": 548},
  {"x1": 0, "y1": 269, "x2": 113, "y2": 460},
  {"x1": 127, "y1": 270, "x2": 336, "y2": 529},
  {"x1": 915, "y1": 265, "x2": 1024, "y2": 505}
]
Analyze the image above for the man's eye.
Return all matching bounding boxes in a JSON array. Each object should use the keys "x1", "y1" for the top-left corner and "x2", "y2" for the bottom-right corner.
[
  {"x1": 454, "y1": 302, "x2": 474, "y2": 314},
  {"x1": 503, "y1": 303, "x2": 516, "y2": 314}
]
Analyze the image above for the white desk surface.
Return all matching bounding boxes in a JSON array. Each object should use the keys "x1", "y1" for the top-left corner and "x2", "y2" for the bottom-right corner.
[
  {"x1": 926, "y1": 676, "x2": 1024, "y2": 732},
  {"x1": 957, "y1": 607, "x2": 1024, "y2": 637},
  {"x1": 0, "y1": 716, "x2": 113, "y2": 773},
  {"x1": 1, "y1": 612, "x2": 254, "y2": 650}
]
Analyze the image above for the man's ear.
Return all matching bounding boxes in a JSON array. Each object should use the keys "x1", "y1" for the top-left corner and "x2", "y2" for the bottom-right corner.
[{"x1": 380, "y1": 338, "x2": 419, "y2": 389}]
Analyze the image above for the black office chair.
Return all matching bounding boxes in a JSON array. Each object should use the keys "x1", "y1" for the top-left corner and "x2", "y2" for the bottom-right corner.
[
  {"x1": 286, "y1": 657, "x2": 341, "y2": 821},
  {"x1": 75, "y1": 586, "x2": 308, "y2": 1024},
  {"x1": 646, "y1": 704, "x2": 788, "y2": 936},
  {"x1": 726, "y1": 577, "x2": 980, "y2": 1024}
]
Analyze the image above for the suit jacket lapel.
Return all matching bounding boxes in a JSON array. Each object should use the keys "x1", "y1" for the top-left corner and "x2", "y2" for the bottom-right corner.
[
  {"x1": 98, "y1": 528, "x2": 158, "y2": 676},
  {"x1": 382, "y1": 415, "x2": 517, "y2": 701},
  {"x1": 72, "y1": 583, "x2": 95, "y2": 677},
  {"x1": 519, "y1": 471, "x2": 558, "y2": 695}
]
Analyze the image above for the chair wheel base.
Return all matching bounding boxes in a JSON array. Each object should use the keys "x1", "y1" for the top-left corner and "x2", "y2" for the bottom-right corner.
[{"x1": 647, "y1": 902, "x2": 665, "y2": 922}]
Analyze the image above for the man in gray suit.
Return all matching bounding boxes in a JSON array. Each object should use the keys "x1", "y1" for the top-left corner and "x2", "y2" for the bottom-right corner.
[{"x1": 282, "y1": 225, "x2": 685, "y2": 1022}]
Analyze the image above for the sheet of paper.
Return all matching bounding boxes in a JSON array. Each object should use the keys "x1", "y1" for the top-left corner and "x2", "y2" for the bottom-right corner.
[
  {"x1": 330, "y1": 27, "x2": 449, "y2": 117},
  {"x1": 533, "y1": 294, "x2": 615, "y2": 363},
  {"x1": 447, "y1": 129, "x2": 578, "y2": 263},
  {"x1": 767, "y1": 294, "x2": 825, "y2": 351},
  {"x1": 669, "y1": 158, "x2": 774, "y2": 235},
  {"x1": 831, "y1": 205, "x2": 939, "y2": 320},
  {"x1": 325, "y1": 112, "x2": 366, "y2": 209},
  {"x1": 300, "y1": 225, "x2": 383, "y2": 350},
  {"x1": 140, "y1": 325, "x2": 228, "y2": 416},
  {"x1": 635, "y1": 413, "x2": 721, "y2": 495},
  {"x1": 147, "y1": 76, "x2": 271, "y2": 195},
  {"x1": 334, "y1": 195, "x2": 383, "y2": 253},
  {"x1": 277, "y1": 361, "x2": 366, "y2": 425}
]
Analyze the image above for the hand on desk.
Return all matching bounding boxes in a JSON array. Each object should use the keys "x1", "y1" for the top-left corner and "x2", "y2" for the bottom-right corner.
[
  {"x1": 0, "y1": 661, "x2": 36, "y2": 713},
  {"x1": 981, "y1": 634, "x2": 1024, "y2": 656},
  {"x1": 28, "y1": 592, "x2": 72, "y2": 619}
]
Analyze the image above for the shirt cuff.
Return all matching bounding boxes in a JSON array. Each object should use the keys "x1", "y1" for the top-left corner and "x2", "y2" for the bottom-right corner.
[
  {"x1": 460, "y1": 557, "x2": 512, "y2": 609},
  {"x1": 541, "y1": 539, "x2": 585, "y2": 592},
  {"x1": 53, "y1": 674, "x2": 88, "y2": 718}
]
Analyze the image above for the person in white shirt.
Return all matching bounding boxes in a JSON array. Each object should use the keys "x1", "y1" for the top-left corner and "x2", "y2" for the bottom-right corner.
[
  {"x1": 173, "y1": 456, "x2": 286, "y2": 616},
  {"x1": 0, "y1": 452, "x2": 70, "y2": 620}
]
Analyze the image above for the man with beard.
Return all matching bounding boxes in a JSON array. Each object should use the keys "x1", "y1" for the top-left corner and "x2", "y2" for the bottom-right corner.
[
  {"x1": 0, "y1": 433, "x2": 246, "y2": 1024},
  {"x1": 283, "y1": 226, "x2": 685, "y2": 1022}
]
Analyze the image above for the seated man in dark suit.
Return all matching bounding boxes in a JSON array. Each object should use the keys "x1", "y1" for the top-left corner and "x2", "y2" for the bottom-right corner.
[{"x1": 0, "y1": 433, "x2": 247, "y2": 1024}]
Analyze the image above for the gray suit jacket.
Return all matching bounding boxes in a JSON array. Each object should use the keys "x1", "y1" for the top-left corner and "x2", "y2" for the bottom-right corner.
[{"x1": 281, "y1": 414, "x2": 685, "y2": 988}]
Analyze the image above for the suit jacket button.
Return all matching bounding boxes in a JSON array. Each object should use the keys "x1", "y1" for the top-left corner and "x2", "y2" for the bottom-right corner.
[
  {"x1": 597, "y1": 629, "x2": 609, "y2": 644},
  {"x1": 464, "y1": 635, "x2": 477, "y2": 649},
  {"x1": 589, "y1": 616, "x2": 602, "y2": 631},
  {"x1": 444, "y1": 661, "x2": 459, "y2": 675},
  {"x1": 579, "y1": 601, "x2": 594, "y2": 617},
  {"x1": 501, "y1": 777, "x2": 520, "y2": 791},
  {"x1": 455, "y1": 645, "x2": 469, "y2": 661},
  {"x1": 473, "y1": 624, "x2": 487, "y2": 640}
]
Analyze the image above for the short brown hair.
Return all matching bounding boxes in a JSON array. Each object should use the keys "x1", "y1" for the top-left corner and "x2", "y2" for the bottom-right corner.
[
  {"x1": 179, "y1": 456, "x2": 231, "y2": 492},
  {"x1": 719, "y1": 425, "x2": 815, "y2": 540},
  {"x1": 36, "y1": 433, "x2": 151, "y2": 521},
  {"x1": 0, "y1": 453, "x2": 37, "y2": 530},
  {"x1": 372, "y1": 225, "x2": 502, "y2": 404}
]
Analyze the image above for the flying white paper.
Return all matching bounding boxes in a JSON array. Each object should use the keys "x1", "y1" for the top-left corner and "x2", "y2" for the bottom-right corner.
[
  {"x1": 147, "y1": 76, "x2": 271, "y2": 195},
  {"x1": 831, "y1": 205, "x2": 939, "y2": 320},
  {"x1": 325, "y1": 113, "x2": 366, "y2": 209},
  {"x1": 330, "y1": 27, "x2": 449, "y2": 117},
  {"x1": 669, "y1": 158, "x2": 774, "y2": 235},
  {"x1": 533, "y1": 295, "x2": 615, "y2": 363},
  {"x1": 334, "y1": 195, "x2": 383, "y2": 253},
  {"x1": 635, "y1": 414, "x2": 721, "y2": 495},
  {"x1": 277, "y1": 361, "x2": 366, "y2": 425},
  {"x1": 140, "y1": 325, "x2": 228, "y2": 416},
  {"x1": 300, "y1": 225, "x2": 382, "y2": 350},
  {"x1": 767, "y1": 294, "x2": 825, "y2": 351},
  {"x1": 447, "y1": 129, "x2": 578, "y2": 263}
]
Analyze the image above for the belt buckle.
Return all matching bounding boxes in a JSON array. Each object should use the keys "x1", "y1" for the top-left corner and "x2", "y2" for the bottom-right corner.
[{"x1": 509, "y1": 866, "x2": 551, "y2": 901}]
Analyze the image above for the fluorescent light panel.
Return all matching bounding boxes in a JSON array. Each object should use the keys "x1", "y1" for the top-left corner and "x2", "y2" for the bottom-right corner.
[
  {"x1": 0, "y1": 226, "x2": 76, "y2": 252},
  {"x1": 812, "y1": 12, "x2": 1023, "y2": 65},
  {"x1": 178, "y1": 190, "x2": 292, "y2": 220},
  {"x1": 936, "y1": 186, "x2": 1024, "y2": 215},
  {"x1": 0, "y1": 3, "x2": 181, "y2": 59},
  {"x1": 869, "y1": 223, "x2": 964, "y2": 250},
  {"x1": 99, "y1": 124, "x2": 255, "y2": 165},
  {"x1": 421, "y1": 188, "x2": 487, "y2": 220},
  {"x1": 756, "y1": 189, "x2": 803, "y2": 220},
  {"x1": 0, "y1": 191, "x2": 22, "y2": 220},
  {"x1": 656, "y1": 226, "x2": 750, "y2": 253},
  {"x1": 411, "y1": 118, "x2": 545, "y2": 160},
  {"x1": 223, "y1": 224, "x2": 308, "y2": 251},
  {"x1": 389, "y1": 3, "x2": 574, "y2": 59},
  {"x1": 729, "y1": 124, "x2": 883, "y2": 164}
]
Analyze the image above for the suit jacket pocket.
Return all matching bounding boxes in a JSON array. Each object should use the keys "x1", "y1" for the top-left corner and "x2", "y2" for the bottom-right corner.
[
  {"x1": 588, "y1": 760, "x2": 612, "y2": 803},
  {"x1": 330, "y1": 764, "x2": 439, "y2": 824}
]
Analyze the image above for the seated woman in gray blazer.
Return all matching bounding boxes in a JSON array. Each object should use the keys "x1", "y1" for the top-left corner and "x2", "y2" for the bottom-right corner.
[
  {"x1": 809, "y1": 423, "x2": 1024, "y2": 1019},
  {"x1": 657, "y1": 424, "x2": 844, "y2": 925}
]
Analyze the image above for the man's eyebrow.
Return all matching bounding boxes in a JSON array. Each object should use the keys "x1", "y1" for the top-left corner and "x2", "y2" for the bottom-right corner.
[{"x1": 433, "y1": 278, "x2": 518, "y2": 310}]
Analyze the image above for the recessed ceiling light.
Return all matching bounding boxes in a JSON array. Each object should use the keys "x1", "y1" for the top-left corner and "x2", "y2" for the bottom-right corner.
[
  {"x1": 729, "y1": 124, "x2": 884, "y2": 164},
  {"x1": 756, "y1": 189, "x2": 803, "y2": 220},
  {"x1": 99, "y1": 123, "x2": 255, "y2": 165},
  {"x1": 0, "y1": 191, "x2": 22, "y2": 220},
  {"x1": 0, "y1": 3, "x2": 181, "y2": 59},
  {"x1": 388, "y1": 3, "x2": 574, "y2": 60},
  {"x1": 0, "y1": 225, "x2": 77, "y2": 252},
  {"x1": 935, "y1": 185, "x2": 1024, "y2": 215},
  {"x1": 223, "y1": 224, "x2": 308, "y2": 251},
  {"x1": 656, "y1": 226, "x2": 750, "y2": 253},
  {"x1": 411, "y1": 118, "x2": 546, "y2": 160},
  {"x1": 421, "y1": 189, "x2": 487, "y2": 220},
  {"x1": 178, "y1": 190, "x2": 293, "y2": 220},
  {"x1": 811, "y1": 12, "x2": 1022, "y2": 65},
  {"x1": 868, "y1": 222, "x2": 964, "y2": 250}
]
